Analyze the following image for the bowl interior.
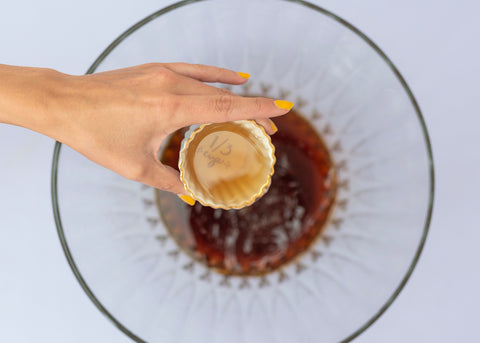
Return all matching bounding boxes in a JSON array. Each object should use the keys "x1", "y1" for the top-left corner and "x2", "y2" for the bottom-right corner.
[{"x1": 53, "y1": 1, "x2": 433, "y2": 342}]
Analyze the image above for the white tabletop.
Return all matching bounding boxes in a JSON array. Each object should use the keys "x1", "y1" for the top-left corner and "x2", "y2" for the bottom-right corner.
[{"x1": 1, "y1": 0, "x2": 478, "y2": 342}]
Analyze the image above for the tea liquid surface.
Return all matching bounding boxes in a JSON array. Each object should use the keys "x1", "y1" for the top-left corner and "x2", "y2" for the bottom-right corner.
[{"x1": 157, "y1": 110, "x2": 337, "y2": 275}]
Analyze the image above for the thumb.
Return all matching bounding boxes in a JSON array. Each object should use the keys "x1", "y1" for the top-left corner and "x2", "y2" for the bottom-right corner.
[{"x1": 140, "y1": 161, "x2": 186, "y2": 195}]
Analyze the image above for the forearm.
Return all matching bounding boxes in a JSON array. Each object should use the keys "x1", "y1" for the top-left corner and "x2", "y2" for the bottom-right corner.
[{"x1": 0, "y1": 64, "x2": 69, "y2": 140}]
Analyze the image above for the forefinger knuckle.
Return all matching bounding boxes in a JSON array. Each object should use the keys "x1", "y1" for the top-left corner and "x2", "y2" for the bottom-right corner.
[
  {"x1": 254, "y1": 97, "x2": 266, "y2": 113},
  {"x1": 213, "y1": 95, "x2": 234, "y2": 119},
  {"x1": 155, "y1": 95, "x2": 180, "y2": 116}
]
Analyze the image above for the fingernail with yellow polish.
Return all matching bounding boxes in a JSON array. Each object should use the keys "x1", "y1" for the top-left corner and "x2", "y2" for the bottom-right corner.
[
  {"x1": 269, "y1": 119, "x2": 278, "y2": 133},
  {"x1": 274, "y1": 100, "x2": 294, "y2": 110},
  {"x1": 178, "y1": 194, "x2": 195, "y2": 206},
  {"x1": 237, "y1": 72, "x2": 251, "y2": 79}
]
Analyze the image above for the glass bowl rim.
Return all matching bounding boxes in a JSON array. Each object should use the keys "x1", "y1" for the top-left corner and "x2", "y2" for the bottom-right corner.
[{"x1": 51, "y1": 0, "x2": 435, "y2": 342}]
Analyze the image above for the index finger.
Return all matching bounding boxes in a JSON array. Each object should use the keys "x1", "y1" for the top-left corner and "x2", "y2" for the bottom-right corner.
[{"x1": 169, "y1": 94, "x2": 294, "y2": 128}]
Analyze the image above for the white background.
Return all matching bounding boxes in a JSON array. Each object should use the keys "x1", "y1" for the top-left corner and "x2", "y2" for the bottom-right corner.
[{"x1": 0, "y1": 0, "x2": 478, "y2": 342}]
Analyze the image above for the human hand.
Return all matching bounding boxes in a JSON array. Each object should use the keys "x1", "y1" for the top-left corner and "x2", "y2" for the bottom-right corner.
[{"x1": 44, "y1": 63, "x2": 293, "y2": 195}]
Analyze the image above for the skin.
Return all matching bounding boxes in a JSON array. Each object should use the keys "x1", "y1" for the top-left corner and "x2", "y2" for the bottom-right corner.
[{"x1": 0, "y1": 63, "x2": 291, "y2": 194}]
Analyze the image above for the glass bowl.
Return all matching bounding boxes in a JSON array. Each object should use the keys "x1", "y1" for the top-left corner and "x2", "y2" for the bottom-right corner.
[{"x1": 51, "y1": 0, "x2": 434, "y2": 342}]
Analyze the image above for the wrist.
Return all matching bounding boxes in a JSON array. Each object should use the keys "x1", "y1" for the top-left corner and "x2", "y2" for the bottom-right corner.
[{"x1": 0, "y1": 64, "x2": 73, "y2": 141}]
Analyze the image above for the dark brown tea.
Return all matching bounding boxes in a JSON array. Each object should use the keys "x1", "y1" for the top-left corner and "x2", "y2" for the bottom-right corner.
[{"x1": 156, "y1": 110, "x2": 337, "y2": 276}]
